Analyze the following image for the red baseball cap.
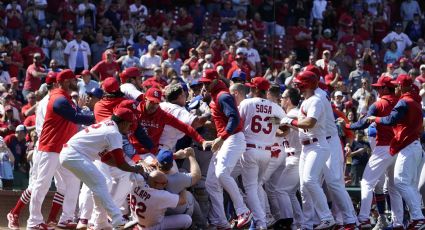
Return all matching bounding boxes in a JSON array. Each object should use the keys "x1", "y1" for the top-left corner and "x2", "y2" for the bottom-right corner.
[
  {"x1": 391, "y1": 74, "x2": 413, "y2": 87},
  {"x1": 57, "y1": 69, "x2": 76, "y2": 82},
  {"x1": 113, "y1": 107, "x2": 134, "y2": 122},
  {"x1": 245, "y1": 77, "x2": 271, "y2": 91},
  {"x1": 199, "y1": 69, "x2": 219, "y2": 83},
  {"x1": 102, "y1": 77, "x2": 120, "y2": 93},
  {"x1": 371, "y1": 76, "x2": 395, "y2": 88},
  {"x1": 81, "y1": 70, "x2": 91, "y2": 76},
  {"x1": 46, "y1": 72, "x2": 57, "y2": 84},
  {"x1": 120, "y1": 67, "x2": 141, "y2": 83},
  {"x1": 118, "y1": 99, "x2": 137, "y2": 112},
  {"x1": 145, "y1": 87, "x2": 162, "y2": 103}
]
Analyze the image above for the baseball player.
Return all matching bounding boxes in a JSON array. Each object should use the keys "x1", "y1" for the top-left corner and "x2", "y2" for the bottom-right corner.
[
  {"x1": 119, "y1": 67, "x2": 145, "y2": 101},
  {"x1": 159, "y1": 84, "x2": 208, "y2": 151},
  {"x1": 273, "y1": 88, "x2": 304, "y2": 229},
  {"x1": 130, "y1": 87, "x2": 209, "y2": 162},
  {"x1": 238, "y1": 77, "x2": 285, "y2": 229},
  {"x1": 129, "y1": 171, "x2": 192, "y2": 230},
  {"x1": 311, "y1": 79, "x2": 358, "y2": 227},
  {"x1": 367, "y1": 74, "x2": 425, "y2": 228},
  {"x1": 346, "y1": 76, "x2": 404, "y2": 228},
  {"x1": 7, "y1": 73, "x2": 61, "y2": 230},
  {"x1": 280, "y1": 71, "x2": 335, "y2": 229},
  {"x1": 27, "y1": 69, "x2": 95, "y2": 230},
  {"x1": 59, "y1": 108, "x2": 145, "y2": 229},
  {"x1": 199, "y1": 69, "x2": 252, "y2": 229}
]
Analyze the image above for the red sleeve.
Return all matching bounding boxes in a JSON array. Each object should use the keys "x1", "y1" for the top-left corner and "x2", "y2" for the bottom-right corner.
[
  {"x1": 101, "y1": 148, "x2": 126, "y2": 166},
  {"x1": 4, "y1": 134, "x2": 12, "y2": 146},
  {"x1": 91, "y1": 61, "x2": 103, "y2": 73},
  {"x1": 165, "y1": 112, "x2": 205, "y2": 143}
]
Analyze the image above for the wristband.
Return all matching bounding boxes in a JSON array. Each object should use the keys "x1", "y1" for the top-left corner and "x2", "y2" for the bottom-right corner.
[{"x1": 290, "y1": 119, "x2": 298, "y2": 127}]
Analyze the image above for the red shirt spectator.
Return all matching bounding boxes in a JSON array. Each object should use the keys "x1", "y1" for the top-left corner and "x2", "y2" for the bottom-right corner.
[
  {"x1": 315, "y1": 33, "x2": 337, "y2": 57},
  {"x1": 8, "y1": 49, "x2": 23, "y2": 79},
  {"x1": 175, "y1": 8, "x2": 194, "y2": 36},
  {"x1": 293, "y1": 19, "x2": 312, "y2": 48},
  {"x1": 6, "y1": 7, "x2": 22, "y2": 30},
  {"x1": 23, "y1": 54, "x2": 46, "y2": 92},
  {"x1": 20, "y1": 37, "x2": 45, "y2": 68},
  {"x1": 338, "y1": 28, "x2": 362, "y2": 59},
  {"x1": 91, "y1": 50, "x2": 119, "y2": 81},
  {"x1": 21, "y1": 92, "x2": 36, "y2": 118},
  {"x1": 227, "y1": 55, "x2": 252, "y2": 81},
  {"x1": 251, "y1": 14, "x2": 266, "y2": 40}
]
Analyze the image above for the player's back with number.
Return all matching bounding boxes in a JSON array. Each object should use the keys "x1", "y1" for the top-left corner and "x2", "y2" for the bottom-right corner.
[
  {"x1": 65, "y1": 120, "x2": 123, "y2": 161},
  {"x1": 129, "y1": 175, "x2": 180, "y2": 228},
  {"x1": 239, "y1": 98, "x2": 285, "y2": 145},
  {"x1": 298, "y1": 95, "x2": 327, "y2": 139}
]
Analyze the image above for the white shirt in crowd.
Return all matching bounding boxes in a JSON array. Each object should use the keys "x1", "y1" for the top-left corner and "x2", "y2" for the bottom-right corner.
[
  {"x1": 129, "y1": 3, "x2": 148, "y2": 21},
  {"x1": 311, "y1": 0, "x2": 327, "y2": 20},
  {"x1": 139, "y1": 54, "x2": 161, "y2": 76},
  {"x1": 0, "y1": 71, "x2": 11, "y2": 85},
  {"x1": 382, "y1": 32, "x2": 412, "y2": 54},
  {"x1": 246, "y1": 48, "x2": 261, "y2": 67},
  {"x1": 64, "y1": 39, "x2": 91, "y2": 72}
]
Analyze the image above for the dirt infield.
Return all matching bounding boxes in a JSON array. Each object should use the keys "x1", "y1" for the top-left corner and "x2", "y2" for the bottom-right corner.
[{"x1": 0, "y1": 190, "x2": 54, "y2": 229}]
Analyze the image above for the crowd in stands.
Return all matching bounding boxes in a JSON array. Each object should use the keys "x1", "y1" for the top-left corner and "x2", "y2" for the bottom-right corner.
[{"x1": 0, "y1": 0, "x2": 423, "y2": 193}]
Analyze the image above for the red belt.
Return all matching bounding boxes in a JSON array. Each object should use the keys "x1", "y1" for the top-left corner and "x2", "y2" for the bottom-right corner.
[
  {"x1": 247, "y1": 143, "x2": 271, "y2": 150},
  {"x1": 287, "y1": 152, "x2": 295, "y2": 157},
  {"x1": 301, "y1": 138, "x2": 318, "y2": 146}
]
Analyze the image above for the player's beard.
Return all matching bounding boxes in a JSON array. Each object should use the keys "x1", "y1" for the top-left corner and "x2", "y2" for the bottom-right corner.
[{"x1": 69, "y1": 81, "x2": 79, "y2": 91}]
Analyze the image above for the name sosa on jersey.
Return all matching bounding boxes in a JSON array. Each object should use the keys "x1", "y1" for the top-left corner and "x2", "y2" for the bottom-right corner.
[{"x1": 255, "y1": 104, "x2": 272, "y2": 114}]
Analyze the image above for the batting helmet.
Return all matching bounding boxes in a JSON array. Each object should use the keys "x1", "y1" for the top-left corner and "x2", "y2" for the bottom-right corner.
[
  {"x1": 120, "y1": 67, "x2": 141, "y2": 83},
  {"x1": 293, "y1": 71, "x2": 318, "y2": 91}
]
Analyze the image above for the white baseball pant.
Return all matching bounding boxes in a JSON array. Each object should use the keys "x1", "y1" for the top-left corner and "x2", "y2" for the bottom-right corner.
[
  {"x1": 27, "y1": 152, "x2": 80, "y2": 227},
  {"x1": 358, "y1": 146, "x2": 404, "y2": 226},
  {"x1": 78, "y1": 183, "x2": 94, "y2": 221},
  {"x1": 299, "y1": 138, "x2": 334, "y2": 229},
  {"x1": 59, "y1": 153, "x2": 123, "y2": 228},
  {"x1": 275, "y1": 155, "x2": 303, "y2": 221},
  {"x1": 262, "y1": 144, "x2": 286, "y2": 219},
  {"x1": 241, "y1": 148, "x2": 271, "y2": 228},
  {"x1": 394, "y1": 140, "x2": 425, "y2": 221},
  {"x1": 205, "y1": 132, "x2": 249, "y2": 227},
  {"x1": 135, "y1": 214, "x2": 192, "y2": 230},
  {"x1": 418, "y1": 154, "x2": 425, "y2": 204},
  {"x1": 323, "y1": 136, "x2": 357, "y2": 224}
]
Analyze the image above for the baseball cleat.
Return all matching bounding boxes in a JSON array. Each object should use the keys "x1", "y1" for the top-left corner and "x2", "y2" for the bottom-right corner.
[
  {"x1": 372, "y1": 216, "x2": 388, "y2": 230},
  {"x1": 76, "y1": 219, "x2": 88, "y2": 230},
  {"x1": 344, "y1": 223, "x2": 359, "y2": 230},
  {"x1": 57, "y1": 219, "x2": 78, "y2": 229},
  {"x1": 123, "y1": 220, "x2": 138, "y2": 229},
  {"x1": 314, "y1": 219, "x2": 336, "y2": 230},
  {"x1": 237, "y1": 210, "x2": 253, "y2": 228},
  {"x1": 26, "y1": 223, "x2": 55, "y2": 230},
  {"x1": 408, "y1": 219, "x2": 425, "y2": 230},
  {"x1": 359, "y1": 220, "x2": 372, "y2": 230},
  {"x1": 7, "y1": 212, "x2": 20, "y2": 230}
]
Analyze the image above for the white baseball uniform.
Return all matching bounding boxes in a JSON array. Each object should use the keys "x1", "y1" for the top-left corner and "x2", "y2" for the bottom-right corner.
[
  {"x1": 120, "y1": 83, "x2": 143, "y2": 100},
  {"x1": 297, "y1": 94, "x2": 334, "y2": 229},
  {"x1": 59, "y1": 120, "x2": 125, "y2": 228},
  {"x1": 129, "y1": 174, "x2": 192, "y2": 230},
  {"x1": 274, "y1": 108, "x2": 303, "y2": 224},
  {"x1": 315, "y1": 88, "x2": 358, "y2": 225},
  {"x1": 159, "y1": 102, "x2": 197, "y2": 151},
  {"x1": 238, "y1": 97, "x2": 285, "y2": 228}
]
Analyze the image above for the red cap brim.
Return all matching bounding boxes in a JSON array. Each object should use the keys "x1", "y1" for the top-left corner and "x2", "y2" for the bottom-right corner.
[
  {"x1": 146, "y1": 96, "x2": 161, "y2": 103},
  {"x1": 198, "y1": 78, "x2": 212, "y2": 83}
]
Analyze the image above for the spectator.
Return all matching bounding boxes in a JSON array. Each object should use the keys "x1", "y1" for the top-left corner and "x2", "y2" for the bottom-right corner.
[
  {"x1": 220, "y1": 1, "x2": 236, "y2": 32},
  {"x1": 163, "y1": 48, "x2": 183, "y2": 75},
  {"x1": 47, "y1": 59, "x2": 63, "y2": 73},
  {"x1": 175, "y1": 8, "x2": 194, "y2": 37},
  {"x1": 104, "y1": 1, "x2": 122, "y2": 31},
  {"x1": 116, "y1": 46, "x2": 141, "y2": 70},
  {"x1": 384, "y1": 42, "x2": 402, "y2": 64},
  {"x1": 0, "y1": 62, "x2": 11, "y2": 86},
  {"x1": 393, "y1": 58, "x2": 410, "y2": 76},
  {"x1": 405, "y1": 13, "x2": 425, "y2": 42},
  {"x1": 142, "y1": 67, "x2": 168, "y2": 89},
  {"x1": 20, "y1": 36, "x2": 45, "y2": 68},
  {"x1": 349, "y1": 59, "x2": 371, "y2": 93},
  {"x1": 189, "y1": 0, "x2": 206, "y2": 35},
  {"x1": 333, "y1": 91, "x2": 345, "y2": 112},
  {"x1": 316, "y1": 50, "x2": 337, "y2": 76},
  {"x1": 129, "y1": 0, "x2": 148, "y2": 22},
  {"x1": 214, "y1": 51, "x2": 232, "y2": 77},
  {"x1": 140, "y1": 43, "x2": 161, "y2": 78},
  {"x1": 21, "y1": 92, "x2": 37, "y2": 118},
  {"x1": 412, "y1": 38, "x2": 425, "y2": 58},
  {"x1": 90, "y1": 32, "x2": 107, "y2": 65},
  {"x1": 90, "y1": 50, "x2": 119, "y2": 81},
  {"x1": 349, "y1": 131, "x2": 370, "y2": 186},
  {"x1": 64, "y1": 30, "x2": 91, "y2": 74},
  {"x1": 145, "y1": 28, "x2": 165, "y2": 47},
  {"x1": 227, "y1": 53, "x2": 252, "y2": 81},
  {"x1": 4, "y1": 124, "x2": 27, "y2": 175},
  {"x1": 23, "y1": 53, "x2": 47, "y2": 98},
  {"x1": 0, "y1": 136, "x2": 14, "y2": 189},
  {"x1": 382, "y1": 23, "x2": 412, "y2": 55},
  {"x1": 338, "y1": 26, "x2": 362, "y2": 59},
  {"x1": 49, "y1": 31, "x2": 67, "y2": 67},
  {"x1": 400, "y1": 0, "x2": 422, "y2": 28},
  {"x1": 312, "y1": 0, "x2": 327, "y2": 22},
  {"x1": 5, "y1": 0, "x2": 23, "y2": 41},
  {"x1": 77, "y1": 70, "x2": 99, "y2": 97},
  {"x1": 293, "y1": 18, "x2": 312, "y2": 63},
  {"x1": 315, "y1": 28, "x2": 337, "y2": 58},
  {"x1": 325, "y1": 63, "x2": 342, "y2": 93},
  {"x1": 352, "y1": 78, "x2": 374, "y2": 116}
]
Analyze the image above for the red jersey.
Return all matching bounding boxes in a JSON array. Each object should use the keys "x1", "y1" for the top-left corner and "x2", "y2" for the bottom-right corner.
[
  {"x1": 130, "y1": 103, "x2": 205, "y2": 154},
  {"x1": 23, "y1": 64, "x2": 45, "y2": 92},
  {"x1": 176, "y1": 16, "x2": 194, "y2": 35},
  {"x1": 20, "y1": 46, "x2": 44, "y2": 68},
  {"x1": 209, "y1": 81, "x2": 243, "y2": 139},
  {"x1": 38, "y1": 88, "x2": 94, "y2": 153},
  {"x1": 24, "y1": 114, "x2": 36, "y2": 127},
  {"x1": 94, "y1": 97, "x2": 126, "y2": 123},
  {"x1": 293, "y1": 27, "x2": 311, "y2": 48},
  {"x1": 315, "y1": 38, "x2": 337, "y2": 57},
  {"x1": 8, "y1": 51, "x2": 23, "y2": 79},
  {"x1": 338, "y1": 35, "x2": 362, "y2": 58},
  {"x1": 91, "y1": 60, "x2": 120, "y2": 81}
]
